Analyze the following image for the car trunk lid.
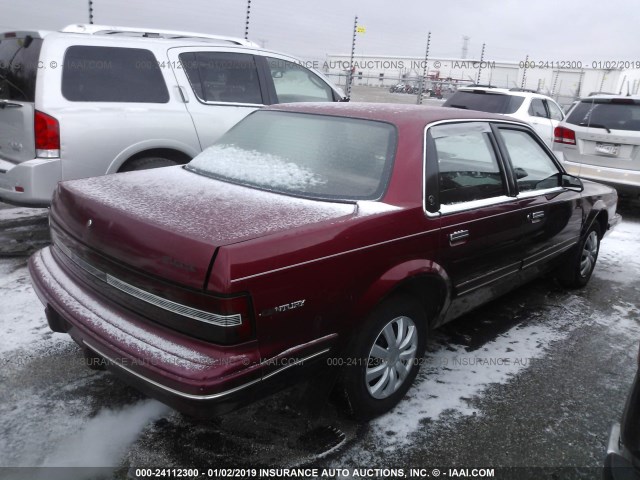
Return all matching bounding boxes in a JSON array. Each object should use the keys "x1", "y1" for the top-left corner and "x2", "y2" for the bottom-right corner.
[{"x1": 51, "y1": 166, "x2": 356, "y2": 290}]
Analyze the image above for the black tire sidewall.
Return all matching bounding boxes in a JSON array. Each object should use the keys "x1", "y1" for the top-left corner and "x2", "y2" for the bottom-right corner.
[
  {"x1": 120, "y1": 157, "x2": 179, "y2": 172},
  {"x1": 559, "y1": 222, "x2": 601, "y2": 288},
  {"x1": 343, "y1": 294, "x2": 427, "y2": 421}
]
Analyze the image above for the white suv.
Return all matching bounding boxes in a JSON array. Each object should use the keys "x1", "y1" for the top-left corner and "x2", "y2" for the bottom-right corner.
[
  {"x1": 553, "y1": 95, "x2": 640, "y2": 196},
  {"x1": 0, "y1": 24, "x2": 345, "y2": 206},
  {"x1": 442, "y1": 87, "x2": 565, "y2": 146}
]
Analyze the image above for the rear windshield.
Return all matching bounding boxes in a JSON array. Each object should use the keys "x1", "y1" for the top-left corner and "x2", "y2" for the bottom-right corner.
[
  {"x1": 0, "y1": 36, "x2": 43, "y2": 102},
  {"x1": 443, "y1": 91, "x2": 524, "y2": 114},
  {"x1": 62, "y1": 46, "x2": 169, "y2": 103},
  {"x1": 566, "y1": 99, "x2": 640, "y2": 132},
  {"x1": 186, "y1": 111, "x2": 397, "y2": 201}
]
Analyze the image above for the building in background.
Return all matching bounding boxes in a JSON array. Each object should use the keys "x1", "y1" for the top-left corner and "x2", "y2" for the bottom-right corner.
[{"x1": 323, "y1": 53, "x2": 630, "y2": 107}]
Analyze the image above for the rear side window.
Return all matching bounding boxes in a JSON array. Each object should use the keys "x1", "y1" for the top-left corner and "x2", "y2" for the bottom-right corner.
[
  {"x1": 528, "y1": 98, "x2": 548, "y2": 118},
  {"x1": 62, "y1": 46, "x2": 169, "y2": 103},
  {"x1": 443, "y1": 91, "x2": 524, "y2": 114},
  {"x1": 0, "y1": 36, "x2": 43, "y2": 102},
  {"x1": 266, "y1": 57, "x2": 333, "y2": 102},
  {"x1": 431, "y1": 123, "x2": 506, "y2": 204},
  {"x1": 180, "y1": 52, "x2": 262, "y2": 104},
  {"x1": 566, "y1": 99, "x2": 640, "y2": 132},
  {"x1": 546, "y1": 100, "x2": 564, "y2": 121}
]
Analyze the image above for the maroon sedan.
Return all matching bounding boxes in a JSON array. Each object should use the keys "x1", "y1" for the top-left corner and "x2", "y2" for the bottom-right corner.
[{"x1": 29, "y1": 103, "x2": 620, "y2": 420}]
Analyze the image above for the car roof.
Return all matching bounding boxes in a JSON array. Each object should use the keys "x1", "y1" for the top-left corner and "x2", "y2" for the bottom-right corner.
[
  {"x1": 578, "y1": 94, "x2": 640, "y2": 101},
  {"x1": 264, "y1": 102, "x2": 530, "y2": 126},
  {"x1": 457, "y1": 87, "x2": 556, "y2": 101}
]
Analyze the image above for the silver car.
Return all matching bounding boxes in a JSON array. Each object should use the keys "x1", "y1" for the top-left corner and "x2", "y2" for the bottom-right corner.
[
  {"x1": 0, "y1": 24, "x2": 345, "y2": 206},
  {"x1": 553, "y1": 95, "x2": 640, "y2": 197}
]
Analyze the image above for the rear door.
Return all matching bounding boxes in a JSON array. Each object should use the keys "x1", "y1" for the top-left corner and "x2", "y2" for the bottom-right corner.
[
  {"x1": 561, "y1": 98, "x2": 640, "y2": 172},
  {"x1": 428, "y1": 122, "x2": 523, "y2": 305},
  {"x1": 527, "y1": 98, "x2": 554, "y2": 146},
  {"x1": 0, "y1": 33, "x2": 42, "y2": 163},
  {"x1": 167, "y1": 48, "x2": 266, "y2": 149}
]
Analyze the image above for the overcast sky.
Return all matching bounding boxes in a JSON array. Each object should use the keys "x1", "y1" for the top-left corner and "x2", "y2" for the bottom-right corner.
[{"x1": 1, "y1": 0, "x2": 637, "y2": 62}]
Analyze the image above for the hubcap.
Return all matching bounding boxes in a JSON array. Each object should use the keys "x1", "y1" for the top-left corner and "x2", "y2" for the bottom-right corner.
[
  {"x1": 366, "y1": 315, "x2": 418, "y2": 400},
  {"x1": 580, "y1": 231, "x2": 599, "y2": 277}
]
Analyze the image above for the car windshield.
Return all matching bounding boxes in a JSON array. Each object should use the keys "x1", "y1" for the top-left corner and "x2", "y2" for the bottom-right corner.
[
  {"x1": 443, "y1": 91, "x2": 524, "y2": 114},
  {"x1": 565, "y1": 99, "x2": 640, "y2": 132},
  {"x1": 186, "y1": 110, "x2": 397, "y2": 201}
]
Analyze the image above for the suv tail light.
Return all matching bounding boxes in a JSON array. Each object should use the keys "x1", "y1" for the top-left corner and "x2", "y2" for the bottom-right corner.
[
  {"x1": 554, "y1": 126, "x2": 576, "y2": 145},
  {"x1": 35, "y1": 110, "x2": 60, "y2": 158}
]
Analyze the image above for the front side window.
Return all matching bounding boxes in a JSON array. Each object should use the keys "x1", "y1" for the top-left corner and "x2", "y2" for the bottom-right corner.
[
  {"x1": 180, "y1": 52, "x2": 262, "y2": 104},
  {"x1": 528, "y1": 98, "x2": 548, "y2": 118},
  {"x1": 62, "y1": 46, "x2": 169, "y2": 103},
  {"x1": 499, "y1": 129, "x2": 561, "y2": 192},
  {"x1": 187, "y1": 111, "x2": 396, "y2": 201},
  {"x1": 431, "y1": 123, "x2": 506, "y2": 205},
  {"x1": 267, "y1": 57, "x2": 333, "y2": 103}
]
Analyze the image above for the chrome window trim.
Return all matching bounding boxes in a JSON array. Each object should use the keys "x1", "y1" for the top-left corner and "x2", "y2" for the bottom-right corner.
[
  {"x1": 422, "y1": 118, "x2": 528, "y2": 218},
  {"x1": 516, "y1": 186, "x2": 564, "y2": 199},
  {"x1": 440, "y1": 195, "x2": 515, "y2": 215},
  {"x1": 53, "y1": 239, "x2": 242, "y2": 328},
  {"x1": 84, "y1": 340, "x2": 330, "y2": 401}
]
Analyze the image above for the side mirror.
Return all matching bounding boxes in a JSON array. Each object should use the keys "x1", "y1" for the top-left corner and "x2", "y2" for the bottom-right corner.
[
  {"x1": 562, "y1": 173, "x2": 584, "y2": 192},
  {"x1": 514, "y1": 167, "x2": 528, "y2": 179}
]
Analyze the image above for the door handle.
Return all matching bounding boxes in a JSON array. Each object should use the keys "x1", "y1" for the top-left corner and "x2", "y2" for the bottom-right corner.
[
  {"x1": 527, "y1": 211, "x2": 545, "y2": 223},
  {"x1": 449, "y1": 229, "x2": 469, "y2": 245}
]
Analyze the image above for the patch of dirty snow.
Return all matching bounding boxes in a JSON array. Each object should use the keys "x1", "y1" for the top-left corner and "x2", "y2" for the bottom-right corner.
[
  {"x1": 0, "y1": 258, "x2": 70, "y2": 356},
  {"x1": 370, "y1": 319, "x2": 571, "y2": 449},
  {"x1": 0, "y1": 207, "x2": 48, "y2": 222}
]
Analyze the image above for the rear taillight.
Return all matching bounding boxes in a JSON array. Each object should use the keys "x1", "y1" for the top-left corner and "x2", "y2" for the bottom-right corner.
[
  {"x1": 35, "y1": 110, "x2": 60, "y2": 158},
  {"x1": 554, "y1": 126, "x2": 576, "y2": 145}
]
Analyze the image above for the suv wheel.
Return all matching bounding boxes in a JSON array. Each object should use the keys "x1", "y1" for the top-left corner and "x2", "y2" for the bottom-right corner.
[
  {"x1": 342, "y1": 294, "x2": 426, "y2": 420},
  {"x1": 120, "y1": 157, "x2": 179, "y2": 172},
  {"x1": 557, "y1": 222, "x2": 601, "y2": 288}
]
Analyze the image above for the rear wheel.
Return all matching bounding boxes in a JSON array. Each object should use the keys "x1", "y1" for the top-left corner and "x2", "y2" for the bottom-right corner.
[
  {"x1": 119, "y1": 156, "x2": 179, "y2": 172},
  {"x1": 342, "y1": 294, "x2": 427, "y2": 420},
  {"x1": 557, "y1": 222, "x2": 601, "y2": 288}
]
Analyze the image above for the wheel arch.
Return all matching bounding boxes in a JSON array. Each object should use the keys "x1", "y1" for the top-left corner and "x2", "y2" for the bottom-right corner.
[
  {"x1": 584, "y1": 200, "x2": 608, "y2": 238},
  {"x1": 106, "y1": 140, "x2": 200, "y2": 174},
  {"x1": 352, "y1": 260, "x2": 452, "y2": 332}
]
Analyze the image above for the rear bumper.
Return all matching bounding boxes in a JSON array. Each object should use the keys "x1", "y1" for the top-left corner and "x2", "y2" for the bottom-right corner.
[
  {"x1": 28, "y1": 247, "x2": 264, "y2": 416},
  {"x1": 0, "y1": 157, "x2": 61, "y2": 206},
  {"x1": 28, "y1": 246, "x2": 334, "y2": 416},
  {"x1": 562, "y1": 160, "x2": 640, "y2": 196}
]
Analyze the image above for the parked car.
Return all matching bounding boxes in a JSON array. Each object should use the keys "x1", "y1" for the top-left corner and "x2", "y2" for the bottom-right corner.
[
  {"x1": 0, "y1": 24, "x2": 344, "y2": 207},
  {"x1": 29, "y1": 103, "x2": 620, "y2": 420},
  {"x1": 604, "y1": 342, "x2": 640, "y2": 479},
  {"x1": 442, "y1": 86, "x2": 565, "y2": 146},
  {"x1": 552, "y1": 95, "x2": 640, "y2": 198}
]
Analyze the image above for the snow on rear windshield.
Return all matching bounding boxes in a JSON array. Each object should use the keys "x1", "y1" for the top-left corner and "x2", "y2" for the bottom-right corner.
[{"x1": 186, "y1": 111, "x2": 397, "y2": 201}]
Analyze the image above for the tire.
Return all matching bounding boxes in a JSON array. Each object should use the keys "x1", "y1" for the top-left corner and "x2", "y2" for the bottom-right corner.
[
  {"x1": 119, "y1": 156, "x2": 179, "y2": 172},
  {"x1": 341, "y1": 294, "x2": 427, "y2": 421},
  {"x1": 557, "y1": 222, "x2": 601, "y2": 288}
]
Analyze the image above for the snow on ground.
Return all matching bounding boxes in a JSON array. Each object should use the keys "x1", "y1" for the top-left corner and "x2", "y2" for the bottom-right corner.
[
  {"x1": 0, "y1": 206, "x2": 48, "y2": 222},
  {"x1": 0, "y1": 212, "x2": 638, "y2": 471},
  {"x1": 334, "y1": 215, "x2": 640, "y2": 461},
  {"x1": 0, "y1": 257, "x2": 70, "y2": 355}
]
